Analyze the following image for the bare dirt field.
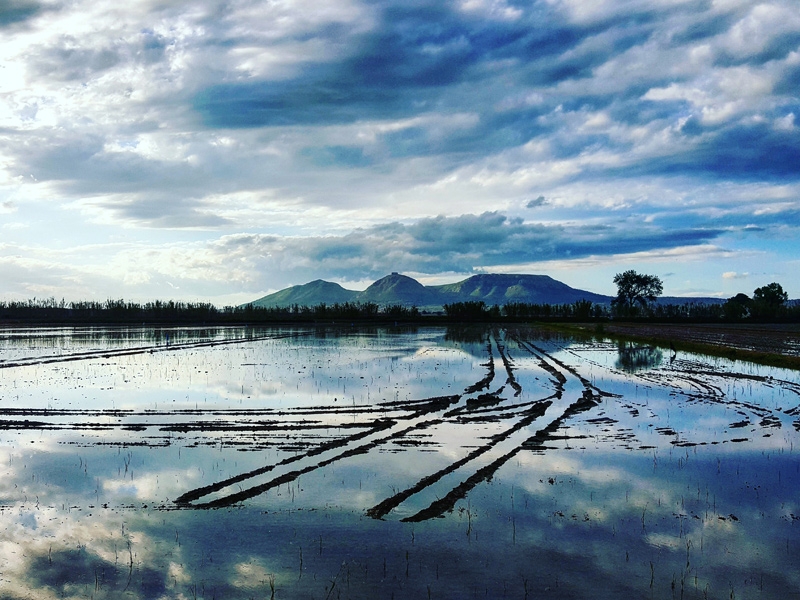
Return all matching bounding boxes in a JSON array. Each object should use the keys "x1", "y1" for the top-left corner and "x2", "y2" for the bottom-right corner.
[{"x1": 566, "y1": 322, "x2": 800, "y2": 366}]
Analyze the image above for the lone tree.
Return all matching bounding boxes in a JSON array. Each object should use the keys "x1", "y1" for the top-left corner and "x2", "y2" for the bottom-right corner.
[
  {"x1": 723, "y1": 292, "x2": 751, "y2": 321},
  {"x1": 612, "y1": 270, "x2": 663, "y2": 314},
  {"x1": 753, "y1": 282, "x2": 788, "y2": 306},
  {"x1": 751, "y1": 282, "x2": 788, "y2": 319}
]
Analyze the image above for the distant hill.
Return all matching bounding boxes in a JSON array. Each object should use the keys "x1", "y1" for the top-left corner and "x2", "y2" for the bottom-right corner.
[
  {"x1": 429, "y1": 273, "x2": 611, "y2": 306},
  {"x1": 248, "y1": 272, "x2": 616, "y2": 310},
  {"x1": 250, "y1": 279, "x2": 357, "y2": 308},
  {"x1": 247, "y1": 273, "x2": 733, "y2": 310},
  {"x1": 357, "y1": 273, "x2": 439, "y2": 306},
  {"x1": 658, "y1": 296, "x2": 726, "y2": 305}
]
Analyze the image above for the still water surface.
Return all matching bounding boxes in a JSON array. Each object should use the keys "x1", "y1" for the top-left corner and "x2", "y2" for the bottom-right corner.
[{"x1": 1, "y1": 325, "x2": 799, "y2": 599}]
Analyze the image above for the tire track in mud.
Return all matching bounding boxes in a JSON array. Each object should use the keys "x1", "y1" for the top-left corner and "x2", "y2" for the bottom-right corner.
[
  {"x1": 368, "y1": 332, "x2": 613, "y2": 521},
  {"x1": 174, "y1": 330, "x2": 617, "y2": 515},
  {"x1": 366, "y1": 399, "x2": 554, "y2": 520},
  {"x1": 464, "y1": 338, "x2": 495, "y2": 394},
  {"x1": 173, "y1": 334, "x2": 503, "y2": 508},
  {"x1": 177, "y1": 332, "x2": 511, "y2": 509},
  {"x1": 367, "y1": 332, "x2": 542, "y2": 519},
  {"x1": 638, "y1": 363, "x2": 800, "y2": 437},
  {"x1": 399, "y1": 393, "x2": 602, "y2": 523},
  {"x1": 0, "y1": 403, "x2": 432, "y2": 435},
  {"x1": 176, "y1": 400, "x2": 475, "y2": 508}
]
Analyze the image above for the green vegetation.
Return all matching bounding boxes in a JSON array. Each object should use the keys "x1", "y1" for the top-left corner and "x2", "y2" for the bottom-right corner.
[
  {"x1": 612, "y1": 270, "x2": 663, "y2": 316},
  {"x1": 0, "y1": 298, "x2": 420, "y2": 324},
  {"x1": 722, "y1": 281, "x2": 791, "y2": 321}
]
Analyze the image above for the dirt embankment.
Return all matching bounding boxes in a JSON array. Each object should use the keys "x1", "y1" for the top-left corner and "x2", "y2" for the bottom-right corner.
[{"x1": 559, "y1": 322, "x2": 800, "y2": 370}]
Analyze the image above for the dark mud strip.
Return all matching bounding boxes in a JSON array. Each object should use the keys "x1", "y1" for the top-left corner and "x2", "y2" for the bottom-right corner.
[
  {"x1": 402, "y1": 390, "x2": 601, "y2": 522},
  {"x1": 0, "y1": 331, "x2": 307, "y2": 370},
  {"x1": 0, "y1": 418, "x2": 371, "y2": 432},
  {"x1": 378, "y1": 396, "x2": 462, "y2": 415},
  {"x1": 400, "y1": 447, "x2": 520, "y2": 523},
  {"x1": 465, "y1": 393, "x2": 503, "y2": 410},
  {"x1": 0, "y1": 406, "x2": 393, "y2": 418},
  {"x1": 0, "y1": 400, "x2": 448, "y2": 433},
  {"x1": 456, "y1": 398, "x2": 552, "y2": 417},
  {"x1": 495, "y1": 332, "x2": 522, "y2": 397},
  {"x1": 189, "y1": 419, "x2": 450, "y2": 509},
  {"x1": 512, "y1": 333, "x2": 619, "y2": 399},
  {"x1": 521, "y1": 390, "x2": 600, "y2": 452},
  {"x1": 505, "y1": 333, "x2": 566, "y2": 392},
  {"x1": 366, "y1": 399, "x2": 553, "y2": 520},
  {"x1": 175, "y1": 338, "x2": 503, "y2": 508},
  {"x1": 167, "y1": 397, "x2": 460, "y2": 434},
  {"x1": 159, "y1": 421, "x2": 369, "y2": 433},
  {"x1": 465, "y1": 339, "x2": 495, "y2": 394},
  {"x1": 445, "y1": 334, "x2": 521, "y2": 419},
  {"x1": 174, "y1": 419, "x2": 396, "y2": 505},
  {"x1": 175, "y1": 395, "x2": 461, "y2": 506},
  {"x1": 0, "y1": 408, "x2": 136, "y2": 417}
]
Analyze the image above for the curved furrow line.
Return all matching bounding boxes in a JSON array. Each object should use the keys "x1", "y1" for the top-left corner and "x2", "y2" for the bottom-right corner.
[
  {"x1": 377, "y1": 333, "x2": 593, "y2": 522},
  {"x1": 495, "y1": 330, "x2": 522, "y2": 397},
  {"x1": 174, "y1": 395, "x2": 461, "y2": 507},
  {"x1": 0, "y1": 331, "x2": 307, "y2": 370},
  {"x1": 464, "y1": 338, "x2": 495, "y2": 394},
  {"x1": 512, "y1": 334, "x2": 619, "y2": 400},
  {"x1": 396, "y1": 336, "x2": 616, "y2": 522},
  {"x1": 366, "y1": 398, "x2": 554, "y2": 520},
  {"x1": 175, "y1": 335, "x2": 503, "y2": 508},
  {"x1": 401, "y1": 373, "x2": 603, "y2": 521}
]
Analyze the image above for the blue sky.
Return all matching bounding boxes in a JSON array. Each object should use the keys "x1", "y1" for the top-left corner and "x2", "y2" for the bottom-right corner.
[{"x1": 0, "y1": 0, "x2": 798, "y2": 304}]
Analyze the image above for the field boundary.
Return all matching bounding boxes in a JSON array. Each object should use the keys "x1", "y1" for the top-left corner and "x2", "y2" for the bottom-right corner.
[{"x1": 548, "y1": 322, "x2": 800, "y2": 371}]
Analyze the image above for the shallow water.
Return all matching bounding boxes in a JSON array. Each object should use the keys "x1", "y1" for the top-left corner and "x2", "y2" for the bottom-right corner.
[{"x1": 1, "y1": 325, "x2": 799, "y2": 599}]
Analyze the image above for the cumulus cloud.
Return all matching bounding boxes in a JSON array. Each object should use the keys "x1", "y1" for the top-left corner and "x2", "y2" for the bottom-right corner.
[
  {"x1": 73, "y1": 212, "x2": 731, "y2": 295},
  {"x1": 0, "y1": 0, "x2": 798, "y2": 299}
]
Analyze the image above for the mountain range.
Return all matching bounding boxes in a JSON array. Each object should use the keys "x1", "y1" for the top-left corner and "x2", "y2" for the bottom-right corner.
[
  {"x1": 248, "y1": 272, "x2": 617, "y2": 310},
  {"x1": 248, "y1": 272, "x2": 731, "y2": 311}
]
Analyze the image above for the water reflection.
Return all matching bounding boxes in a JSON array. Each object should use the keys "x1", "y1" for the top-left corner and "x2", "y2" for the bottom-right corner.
[
  {"x1": 615, "y1": 340, "x2": 663, "y2": 372},
  {"x1": 0, "y1": 325, "x2": 798, "y2": 599}
]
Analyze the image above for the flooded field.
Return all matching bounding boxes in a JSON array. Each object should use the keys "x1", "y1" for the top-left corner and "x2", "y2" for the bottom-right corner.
[{"x1": 1, "y1": 325, "x2": 799, "y2": 599}]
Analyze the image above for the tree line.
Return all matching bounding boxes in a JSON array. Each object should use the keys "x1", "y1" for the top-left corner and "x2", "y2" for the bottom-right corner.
[
  {"x1": 0, "y1": 298, "x2": 421, "y2": 324},
  {"x1": 0, "y1": 272, "x2": 794, "y2": 324},
  {"x1": 442, "y1": 271, "x2": 796, "y2": 323}
]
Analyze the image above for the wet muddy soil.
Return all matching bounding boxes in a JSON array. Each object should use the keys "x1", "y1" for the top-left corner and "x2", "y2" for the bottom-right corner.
[{"x1": 584, "y1": 322, "x2": 800, "y2": 360}]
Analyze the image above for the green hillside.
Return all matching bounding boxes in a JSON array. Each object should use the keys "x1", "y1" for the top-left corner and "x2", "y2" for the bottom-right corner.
[
  {"x1": 247, "y1": 273, "x2": 615, "y2": 310},
  {"x1": 249, "y1": 279, "x2": 357, "y2": 308},
  {"x1": 431, "y1": 274, "x2": 611, "y2": 305}
]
